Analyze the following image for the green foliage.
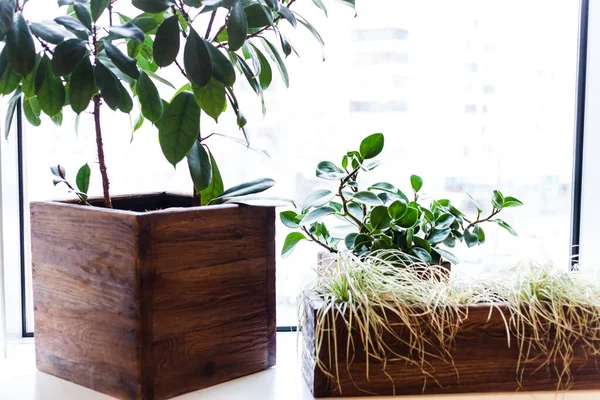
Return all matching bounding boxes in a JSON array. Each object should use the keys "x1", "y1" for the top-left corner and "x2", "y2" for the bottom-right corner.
[
  {"x1": 281, "y1": 134, "x2": 523, "y2": 264},
  {"x1": 0, "y1": 0, "x2": 349, "y2": 206}
]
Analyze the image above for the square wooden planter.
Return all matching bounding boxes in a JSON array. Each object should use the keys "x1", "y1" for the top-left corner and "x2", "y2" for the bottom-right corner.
[
  {"x1": 31, "y1": 194, "x2": 276, "y2": 400},
  {"x1": 301, "y1": 293, "x2": 600, "y2": 397}
]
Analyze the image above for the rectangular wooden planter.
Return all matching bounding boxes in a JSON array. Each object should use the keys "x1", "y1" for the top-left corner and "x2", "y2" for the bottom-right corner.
[
  {"x1": 301, "y1": 293, "x2": 600, "y2": 397},
  {"x1": 31, "y1": 194, "x2": 276, "y2": 400}
]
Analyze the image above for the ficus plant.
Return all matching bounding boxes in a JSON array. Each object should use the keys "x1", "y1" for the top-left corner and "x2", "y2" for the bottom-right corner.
[
  {"x1": 0, "y1": 0, "x2": 353, "y2": 208},
  {"x1": 280, "y1": 133, "x2": 524, "y2": 265}
]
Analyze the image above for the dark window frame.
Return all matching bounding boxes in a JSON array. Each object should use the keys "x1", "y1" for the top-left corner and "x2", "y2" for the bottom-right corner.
[{"x1": 16, "y1": 1, "x2": 589, "y2": 337}]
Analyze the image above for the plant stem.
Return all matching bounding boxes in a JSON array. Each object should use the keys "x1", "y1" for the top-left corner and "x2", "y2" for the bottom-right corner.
[
  {"x1": 93, "y1": 95, "x2": 112, "y2": 209},
  {"x1": 302, "y1": 227, "x2": 338, "y2": 254},
  {"x1": 174, "y1": 59, "x2": 187, "y2": 79},
  {"x1": 108, "y1": 0, "x2": 114, "y2": 26},
  {"x1": 205, "y1": 10, "x2": 217, "y2": 39},
  {"x1": 465, "y1": 209, "x2": 501, "y2": 231}
]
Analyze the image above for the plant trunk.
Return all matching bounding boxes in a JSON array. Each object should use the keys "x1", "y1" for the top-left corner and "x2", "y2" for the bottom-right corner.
[
  {"x1": 93, "y1": 95, "x2": 113, "y2": 209},
  {"x1": 193, "y1": 189, "x2": 201, "y2": 207}
]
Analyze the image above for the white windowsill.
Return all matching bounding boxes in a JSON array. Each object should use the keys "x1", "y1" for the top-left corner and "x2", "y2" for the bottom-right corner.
[{"x1": 0, "y1": 332, "x2": 599, "y2": 400}]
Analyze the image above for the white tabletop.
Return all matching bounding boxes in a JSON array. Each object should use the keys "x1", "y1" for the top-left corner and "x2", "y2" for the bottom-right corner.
[{"x1": 1, "y1": 333, "x2": 599, "y2": 400}]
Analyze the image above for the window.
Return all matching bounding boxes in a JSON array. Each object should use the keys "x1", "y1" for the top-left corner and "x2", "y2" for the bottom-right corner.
[{"x1": 2, "y1": 0, "x2": 585, "y2": 332}]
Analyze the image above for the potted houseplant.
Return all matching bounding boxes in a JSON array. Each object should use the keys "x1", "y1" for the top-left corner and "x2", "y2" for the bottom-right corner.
[
  {"x1": 280, "y1": 133, "x2": 523, "y2": 265},
  {"x1": 0, "y1": 0, "x2": 354, "y2": 398},
  {"x1": 281, "y1": 134, "x2": 600, "y2": 396}
]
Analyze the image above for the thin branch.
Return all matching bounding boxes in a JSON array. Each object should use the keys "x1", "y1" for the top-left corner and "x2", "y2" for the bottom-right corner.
[
  {"x1": 93, "y1": 95, "x2": 113, "y2": 209},
  {"x1": 200, "y1": 132, "x2": 217, "y2": 142},
  {"x1": 174, "y1": 59, "x2": 187, "y2": 78},
  {"x1": 302, "y1": 227, "x2": 339, "y2": 254},
  {"x1": 56, "y1": 166, "x2": 91, "y2": 206},
  {"x1": 205, "y1": 10, "x2": 217, "y2": 40},
  {"x1": 465, "y1": 209, "x2": 501, "y2": 231}
]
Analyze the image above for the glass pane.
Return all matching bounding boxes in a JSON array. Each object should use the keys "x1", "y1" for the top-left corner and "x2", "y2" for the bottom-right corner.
[{"x1": 20, "y1": 1, "x2": 579, "y2": 329}]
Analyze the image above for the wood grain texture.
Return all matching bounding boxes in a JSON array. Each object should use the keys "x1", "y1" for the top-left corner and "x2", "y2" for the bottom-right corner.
[
  {"x1": 301, "y1": 294, "x2": 600, "y2": 397},
  {"x1": 31, "y1": 202, "x2": 140, "y2": 400},
  {"x1": 31, "y1": 195, "x2": 276, "y2": 400}
]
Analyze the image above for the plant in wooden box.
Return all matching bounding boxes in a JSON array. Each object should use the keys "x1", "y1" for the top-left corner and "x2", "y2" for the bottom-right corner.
[
  {"x1": 281, "y1": 133, "x2": 523, "y2": 265},
  {"x1": 0, "y1": 0, "x2": 354, "y2": 398},
  {"x1": 280, "y1": 139, "x2": 600, "y2": 397},
  {"x1": 300, "y1": 252, "x2": 600, "y2": 397}
]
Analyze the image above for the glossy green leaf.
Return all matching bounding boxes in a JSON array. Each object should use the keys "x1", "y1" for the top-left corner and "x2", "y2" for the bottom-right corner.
[
  {"x1": 296, "y1": 14, "x2": 324, "y2": 51},
  {"x1": 23, "y1": 97, "x2": 41, "y2": 126},
  {"x1": 69, "y1": 57, "x2": 95, "y2": 114},
  {"x1": 465, "y1": 191, "x2": 482, "y2": 214},
  {"x1": 52, "y1": 38, "x2": 87, "y2": 76},
  {"x1": 244, "y1": 3, "x2": 273, "y2": 28},
  {"x1": 303, "y1": 206, "x2": 336, "y2": 225},
  {"x1": 29, "y1": 22, "x2": 75, "y2": 44},
  {"x1": 187, "y1": 140, "x2": 212, "y2": 192},
  {"x1": 495, "y1": 219, "x2": 518, "y2": 236},
  {"x1": 158, "y1": 90, "x2": 200, "y2": 166},
  {"x1": 251, "y1": 44, "x2": 272, "y2": 90},
  {"x1": 311, "y1": 0, "x2": 328, "y2": 16},
  {"x1": 54, "y1": 16, "x2": 89, "y2": 39},
  {"x1": 117, "y1": 82, "x2": 133, "y2": 113},
  {"x1": 396, "y1": 206, "x2": 419, "y2": 228},
  {"x1": 193, "y1": 78, "x2": 225, "y2": 122},
  {"x1": 388, "y1": 199, "x2": 407, "y2": 219},
  {"x1": 137, "y1": 70, "x2": 163, "y2": 122},
  {"x1": 131, "y1": 16, "x2": 161, "y2": 33},
  {"x1": 227, "y1": 1, "x2": 247, "y2": 51},
  {"x1": 4, "y1": 88, "x2": 21, "y2": 139},
  {"x1": 352, "y1": 191, "x2": 383, "y2": 206},
  {"x1": 206, "y1": 41, "x2": 236, "y2": 87},
  {"x1": 184, "y1": 29, "x2": 212, "y2": 88},
  {"x1": 73, "y1": 3, "x2": 92, "y2": 31},
  {"x1": 104, "y1": 41, "x2": 140, "y2": 79},
  {"x1": 153, "y1": 16, "x2": 180, "y2": 67},
  {"x1": 237, "y1": 54, "x2": 260, "y2": 94},
  {"x1": 302, "y1": 189, "x2": 334, "y2": 211},
  {"x1": 435, "y1": 213, "x2": 455, "y2": 230},
  {"x1": 6, "y1": 12, "x2": 36, "y2": 77},
  {"x1": 280, "y1": 211, "x2": 300, "y2": 228},
  {"x1": 413, "y1": 236, "x2": 432, "y2": 253},
  {"x1": 410, "y1": 174, "x2": 423, "y2": 193},
  {"x1": 464, "y1": 228, "x2": 479, "y2": 248},
  {"x1": 413, "y1": 247, "x2": 432, "y2": 263},
  {"x1": 278, "y1": 6, "x2": 297, "y2": 27},
  {"x1": 212, "y1": 178, "x2": 275, "y2": 201},
  {"x1": 260, "y1": 37, "x2": 288, "y2": 87},
  {"x1": 433, "y1": 248, "x2": 459, "y2": 265},
  {"x1": 503, "y1": 196, "x2": 524, "y2": 208},
  {"x1": 132, "y1": 0, "x2": 175, "y2": 13},
  {"x1": 199, "y1": 149, "x2": 224, "y2": 205},
  {"x1": 108, "y1": 22, "x2": 145, "y2": 42},
  {"x1": 474, "y1": 225, "x2": 485, "y2": 244},
  {"x1": 35, "y1": 56, "x2": 65, "y2": 117},
  {"x1": 94, "y1": 61, "x2": 121, "y2": 110},
  {"x1": 76, "y1": 163, "x2": 91, "y2": 194},
  {"x1": 282, "y1": 232, "x2": 306, "y2": 258},
  {"x1": 492, "y1": 190, "x2": 504, "y2": 209},
  {"x1": 0, "y1": 1, "x2": 14, "y2": 41},
  {"x1": 345, "y1": 232, "x2": 358, "y2": 250},
  {"x1": 91, "y1": 0, "x2": 110, "y2": 22},
  {"x1": 359, "y1": 133, "x2": 384, "y2": 160},
  {"x1": 0, "y1": 50, "x2": 21, "y2": 95},
  {"x1": 370, "y1": 206, "x2": 392, "y2": 230},
  {"x1": 316, "y1": 161, "x2": 344, "y2": 180}
]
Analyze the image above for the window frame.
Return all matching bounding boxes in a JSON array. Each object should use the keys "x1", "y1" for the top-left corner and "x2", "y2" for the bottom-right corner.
[{"x1": 2, "y1": 0, "x2": 594, "y2": 338}]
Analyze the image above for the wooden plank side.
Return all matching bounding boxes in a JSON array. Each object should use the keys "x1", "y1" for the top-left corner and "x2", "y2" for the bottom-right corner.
[
  {"x1": 31, "y1": 202, "x2": 141, "y2": 400},
  {"x1": 303, "y1": 299, "x2": 600, "y2": 397},
  {"x1": 265, "y1": 207, "x2": 277, "y2": 367},
  {"x1": 148, "y1": 205, "x2": 271, "y2": 275},
  {"x1": 147, "y1": 205, "x2": 276, "y2": 399}
]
